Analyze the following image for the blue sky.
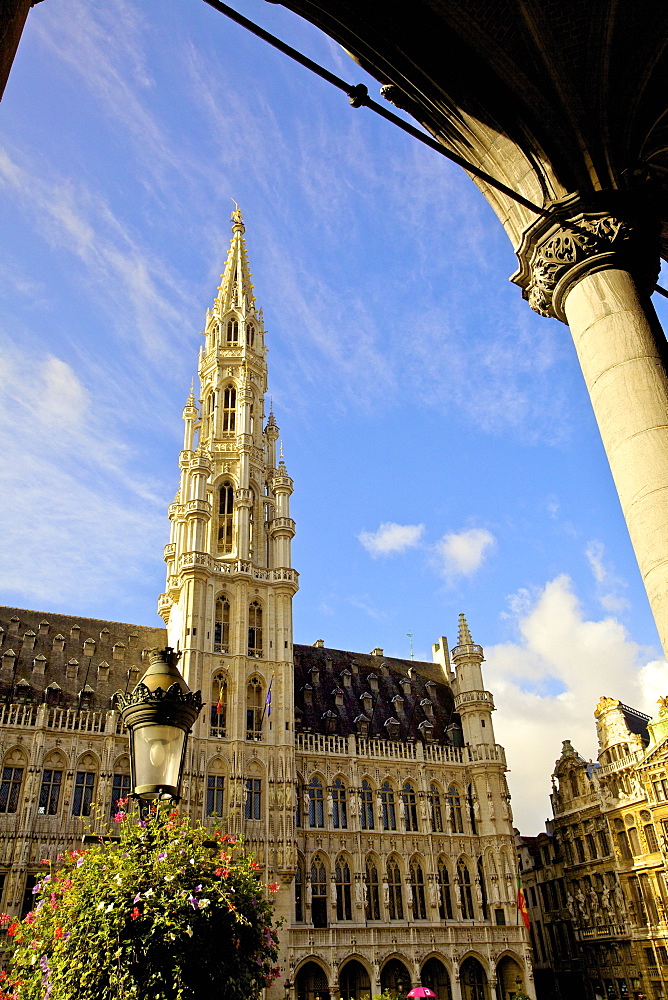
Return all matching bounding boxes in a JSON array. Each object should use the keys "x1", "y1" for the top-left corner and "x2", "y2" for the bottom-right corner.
[{"x1": 1, "y1": 0, "x2": 668, "y2": 830}]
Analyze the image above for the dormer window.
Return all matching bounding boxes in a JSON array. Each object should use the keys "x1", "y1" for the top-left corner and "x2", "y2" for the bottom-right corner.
[
  {"x1": 384, "y1": 717, "x2": 401, "y2": 739},
  {"x1": 15, "y1": 679, "x2": 31, "y2": 704},
  {"x1": 418, "y1": 720, "x2": 435, "y2": 742},
  {"x1": 341, "y1": 668, "x2": 352, "y2": 688},
  {"x1": 392, "y1": 695, "x2": 405, "y2": 716},
  {"x1": 22, "y1": 630, "x2": 36, "y2": 650},
  {"x1": 360, "y1": 691, "x2": 373, "y2": 714},
  {"x1": 425, "y1": 679, "x2": 437, "y2": 698},
  {"x1": 420, "y1": 697, "x2": 434, "y2": 718},
  {"x1": 83, "y1": 639, "x2": 96, "y2": 657},
  {"x1": 368, "y1": 673, "x2": 379, "y2": 693},
  {"x1": 38, "y1": 620, "x2": 50, "y2": 635},
  {"x1": 333, "y1": 687, "x2": 344, "y2": 707},
  {"x1": 303, "y1": 684, "x2": 313, "y2": 705},
  {"x1": 99, "y1": 628, "x2": 110, "y2": 643},
  {"x1": 226, "y1": 318, "x2": 239, "y2": 344},
  {"x1": 79, "y1": 684, "x2": 94, "y2": 709},
  {"x1": 400, "y1": 677, "x2": 411, "y2": 696},
  {"x1": 354, "y1": 714, "x2": 370, "y2": 736},
  {"x1": 310, "y1": 666, "x2": 320, "y2": 685},
  {"x1": 45, "y1": 682, "x2": 61, "y2": 706}
]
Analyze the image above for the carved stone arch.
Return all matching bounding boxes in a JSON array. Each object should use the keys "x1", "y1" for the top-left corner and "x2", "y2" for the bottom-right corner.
[
  {"x1": 76, "y1": 751, "x2": 100, "y2": 770},
  {"x1": 43, "y1": 748, "x2": 67, "y2": 769},
  {"x1": 379, "y1": 955, "x2": 412, "y2": 997},
  {"x1": 212, "y1": 471, "x2": 238, "y2": 492},
  {"x1": 112, "y1": 753, "x2": 130, "y2": 772},
  {"x1": 207, "y1": 755, "x2": 226, "y2": 776},
  {"x1": 245, "y1": 756, "x2": 265, "y2": 777},
  {"x1": 3, "y1": 746, "x2": 27, "y2": 768},
  {"x1": 337, "y1": 952, "x2": 373, "y2": 978},
  {"x1": 458, "y1": 950, "x2": 492, "y2": 976},
  {"x1": 420, "y1": 950, "x2": 454, "y2": 977}
]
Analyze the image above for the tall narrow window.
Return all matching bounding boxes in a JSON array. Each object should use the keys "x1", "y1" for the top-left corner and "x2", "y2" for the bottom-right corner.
[
  {"x1": 248, "y1": 602, "x2": 263, "y2": 658},
  {"x1": 387, "y1": 860, "x2": 404, "y2": 920},
  {"x1": 295, "y1": 858, "x2": 304, "y2": 922},
  {"x1": 410, "y1": 861, "x2": 427, "y2": 919},
  {"x1": 248, "y1": 488, "x2": 256, "y2": 559},
  {"x1": 226, "y1": 318, "x2": 238, "y2": 344},
  {"x1": 206, "y1": 775, "x2": 225, "y2": 816},
  {"x1": 72, "y1": 772, "x2": 95, "y2": 817},
  {"x1": 402, "y1": 781, "x2": 419, "y2": 832},
  {"x1": 204, "y1": 391, "x2": 215, "y2": 437},
  {"x1": 247, "y1": 323, "x2": 255, "y2": 347},
  {"x1": 211, "y1": 674, "x2": 227, "y2": 737},
  {"x1": 38, "y1": 769, "x2": 62, "y2": 816},
  {"x1": 458, "y1": 859, "x2": 474, "y2": 919},
  {"x1": 381, "y1": 781, "x2": 396, "y2": 831},
  {"x1": 222, "y1": 385, "x2": 236, "y2": 432},
  {"x1": 214, "y1": 596, "x2": 230, "y2": 653},
  {"x1": 447, "y1": 784, "x2": 464, "y2": 833},
  {"x1": 468, "y1": 783, "x2": 477, "y2": 834},
  {"x1": 365, "y1": 859, "x2": 380, "y2": 920},
  {"x1": 361, "y1": 779, "x2": 374, "y2": 830},
  {"x1": 311, "y1": 856, "x2": 328, "y2": 928},
  {"x1": 477, "y1": 856, "x2": 489, "y2": 920},
  {"x1": 308, "y1": 777, "x2": 324, "y2": 828},
  {"x1": 438, "y1": 861, "x2": 453, "y2": 919},
  {"x1": 430, "y1": 783, "x2": 443, "y2": 832},
  {"x1": 332, "y1": 778, "x2": 347, "y2": 829},
  {"x1": 0, "y1": 766, "x2": 23, "y2": 814},
  {"x1": 218, "y1": 483, "x2": 234, "y2": 553},
  {"x1": 244, "y1": 778, "x2": 261, "y2": 820},
  {"x1": 246, "y1": 677, "x2": 263, "y2": 739},
  {"x1": 110, "y1": 772, "x2": 130, "y2": 816},
  {"x1": 335, "y1": 858, "x2": 352, "y2": 920}
]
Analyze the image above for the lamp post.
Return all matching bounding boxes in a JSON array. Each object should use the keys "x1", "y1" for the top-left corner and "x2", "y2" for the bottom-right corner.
[{"x1": 118, "y1": 647, "x2": 202, "y2": 803}]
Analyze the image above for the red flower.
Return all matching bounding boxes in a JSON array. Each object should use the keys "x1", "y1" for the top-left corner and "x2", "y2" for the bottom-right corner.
[
  {"x1": 7, "y1": 925, "x2": 19, "y2": 937},
  {"x1": 130, "y1": 907, "x2": 140, "y2": 921},
  {"x1": 54, "y1": 927, "x2": 64, "y2": 939}
]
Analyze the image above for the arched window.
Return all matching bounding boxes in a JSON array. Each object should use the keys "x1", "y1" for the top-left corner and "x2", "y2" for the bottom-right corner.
[
  {"x1": 365, "y1": 858, "x2": 380, "y2": 920},
  {"x1": 214, "y1": 596, "x2": 230, "y2": 653},
  {"x1": 438, "y1": 859, "x2": 453, "y2": 919},
  {"x1": 206, "y1": 759, "x2": 225, "y2": 817},
  {"x1": 217, "y1": 482, "x2": 234, "y2": 553},
  {"x1": 477, "y1": 855, "x2": 489, "y2": 920},
  {"x1": 308, "y1": 777, "x2": 324, "y2": 828},
  {"x1": 570, "y1": 772, "x2": 579, "y2": 798},
  {"x1": 247, "y1": 323, "x2": 255, "y2": 347},
  {"x1": 458, "y1": 858, "x2": 475, "y2": 919},
  {"x1": 447, "y1": 783, "x2": 464, "y2": 833},
  {"x1": 226, "y1": 318, "x2": 238, "y2": 344},
  {"x1": 210, "y1": 674, "x2": 227, "y2": 737},
  {"x1": 409, "y1": 860, "x2": 427, "y2": 919},
  {"x1": 72, "y1": 754, "x2": 97, "y2": 817},
  {"x1": 246, "y1": 677, "x2": 263, "y2": 740},
  {"x1": 402, "y1": 781, "x2": 419, "y2": 832},
  {"x1": 110, "y1": 755, "x2": 130, "y2": 817},
  {"x1": 222, "y1": 384, "x2": 236, "y2": 432},
  {"x1": 38, "y1": 751, "x2": 64, "y2": 816},
  {"x1": 380, "y1": 781, "x2": 396, "y2": 831},
  {"x1": 335, "y1": 857, "x2": 352, "y2": 920},
  {"x1": 295, "y1": 856, "x2": 304, "y2": 922},
  {"x1": 204, "y1": 391, "x2": 215, "y2": 437},
  {"x1": 248, "y1": 487, "x2": 256, "y2": 558},
  {"x1": 248, "y1": 601, "x2": 263, "y2": 658},
  {"x1": 310, "y1": 855, "x2": 328, "y2": 928},
  {"x1": 332, "y1": 778, "x2": 347, "y2": 829},
  {"x1": 429, "y1": 782, "x2": 443, "y2": 832},
  {"x1": 361, "y1": 779, "x2": 374, "y2": 830},
  {"x1": 468, "y1": 782, "x2": 477, "y2": 834},
  {"x1": 387, "y1": 859, "x2": 403, "y2": 920}
]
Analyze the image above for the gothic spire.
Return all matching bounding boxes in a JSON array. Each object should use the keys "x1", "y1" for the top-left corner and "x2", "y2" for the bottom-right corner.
[
  {"x1": 457, "y1": 613, "x2": 473, "y2": 645},
  {"x1": 214, "y1": 205, "x2": 256, "y2": 317}
]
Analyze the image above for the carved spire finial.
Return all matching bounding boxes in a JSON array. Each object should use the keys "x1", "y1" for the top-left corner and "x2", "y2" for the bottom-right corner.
[{"x1": 457, "y1": 613, "x2": 473, "y2": 645}]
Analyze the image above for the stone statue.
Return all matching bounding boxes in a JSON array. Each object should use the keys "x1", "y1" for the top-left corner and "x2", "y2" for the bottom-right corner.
[
  {"x1": 576, "y1": 888, "x2": 587, "y2": 919},
  {"x1": 429, "y1": 880, "x2": 439, "y2": 908},
  {"x1": 405, "y1": 884, "x2": 413, "y2": 911},
  {"x1": 383, "y1": 881, "x2": 390, "y2": 907},
  {"x1": 657, "y1": 695, "x2": 668, "y2": 717},
  {"x1": 601, "y1": 886, "x2": 612, "y2": 912},
  {"x1": 355, "y1": 879, "x2": 364, "y2": 905},
  {"x1": 566, "y1": 892, "x2": 575, "y2": 917},
  {"x1": 330, "y1": 879, "x2": 337, "y2": 907},
  {"x1": 306, "y1": 880, "x2": 312, "y2": 906},
  {"x1": 588, "y1": 886, "x2": 599, "y2": 911}
]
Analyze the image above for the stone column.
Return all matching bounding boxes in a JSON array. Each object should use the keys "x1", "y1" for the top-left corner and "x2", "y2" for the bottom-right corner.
[{"x1": 515, "y1": 210, "x2": 668, "y2": 654}]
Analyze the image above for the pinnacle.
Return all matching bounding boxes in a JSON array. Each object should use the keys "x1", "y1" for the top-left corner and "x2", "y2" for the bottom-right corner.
[
  {"x1": 212, "y1": 205, "x2": 256, "y2": 317},
  {"x1": 186, "y1": 379, "x2": 195, "y2": 407},
  {"x1": 457, "y1": 613, "x2": 473, "y2": 645}
]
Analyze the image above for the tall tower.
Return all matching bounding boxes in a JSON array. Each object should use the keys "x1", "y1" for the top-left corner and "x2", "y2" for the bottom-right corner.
[{"x1": 158, "y1": 209, "x2": 299, "y2": 879}]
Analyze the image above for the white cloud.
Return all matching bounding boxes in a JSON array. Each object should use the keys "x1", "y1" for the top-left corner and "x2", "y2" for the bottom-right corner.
[
  {"x1": 435, "y1": 527, "x2": 495, "y2": 578},
  {"x1": 484, "y1": 576, "x2": 667, "y2": 833},
  {"x1": 358, "y1": 522, "x2": 424, "y2": 557}
]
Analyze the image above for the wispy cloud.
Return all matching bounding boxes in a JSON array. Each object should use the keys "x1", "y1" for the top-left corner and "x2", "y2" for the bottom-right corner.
[
  {"x1": 585, "y1": 539, "x2": 630, "y2": 613},
  {"x1": 485, "y1": 576, "x2": 667, "y2": 832},
  {"x1": 434, "y1": 527, "x2": 495, "y2": 578},
  {"x1": 358, "y1": 522, "x2": 425, "y2": 557}
]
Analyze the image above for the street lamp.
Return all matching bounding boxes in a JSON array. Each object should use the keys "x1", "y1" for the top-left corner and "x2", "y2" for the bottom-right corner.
[{"x1": 118, "y1": 647, "x2": 202, "y2": 803}]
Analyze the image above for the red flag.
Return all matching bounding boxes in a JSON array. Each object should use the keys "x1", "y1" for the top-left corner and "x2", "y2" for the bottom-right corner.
[
  {"x1": 517, "y1": 876, "x2": 530, "y2": 930},
  {"x1": 216, "y1": 689, "x2": 223, "y2": 716}
]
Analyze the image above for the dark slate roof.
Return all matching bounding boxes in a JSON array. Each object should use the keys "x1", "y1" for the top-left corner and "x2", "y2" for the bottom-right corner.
[
  {"x1": 619, "y1": 702, "x2": 651, "y2": 745},
  {"x1": 0, "y1": 606, "x2": 167, "y2": 711},
  {"x1": 293, "y1": 643, "x2": 460, "y2": 744}
]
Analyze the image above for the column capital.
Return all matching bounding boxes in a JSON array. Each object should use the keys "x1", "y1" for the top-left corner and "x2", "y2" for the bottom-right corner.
[{"x1": 512, "y1": 203, "x2": 659, "y2": 321}]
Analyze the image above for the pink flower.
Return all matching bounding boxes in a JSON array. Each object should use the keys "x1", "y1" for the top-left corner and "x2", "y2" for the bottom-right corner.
[
  {"x1": 112, "y1": 812, "x2": 126, "y2": 824},
  {"x1": 267, "y1": 882, "x2": 280, "y2": 893}
]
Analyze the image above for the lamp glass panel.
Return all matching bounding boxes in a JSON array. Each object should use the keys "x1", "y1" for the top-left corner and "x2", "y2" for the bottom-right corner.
[{"x1": 133, "y1": 724, "x2": 185, "y2": 796}]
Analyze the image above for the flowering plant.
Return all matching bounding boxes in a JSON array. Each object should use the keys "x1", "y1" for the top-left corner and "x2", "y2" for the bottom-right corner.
[{"x1": 0, "y1": 803, "x2": 280, "y2": 1000}]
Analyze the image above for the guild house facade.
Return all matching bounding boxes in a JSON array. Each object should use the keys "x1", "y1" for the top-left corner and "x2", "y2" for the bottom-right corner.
[{"x1": 0, "y1": 213, "x2": 531, "y2": 1000}]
